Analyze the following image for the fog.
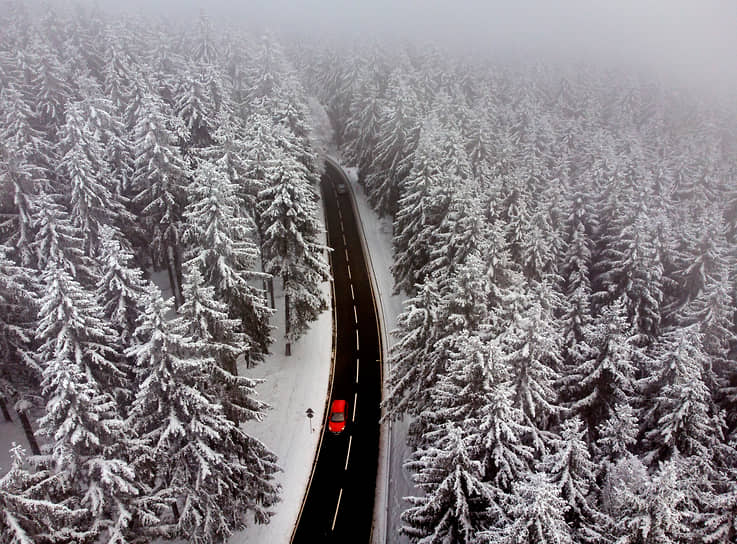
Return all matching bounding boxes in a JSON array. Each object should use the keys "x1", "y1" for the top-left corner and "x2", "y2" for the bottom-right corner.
[{"x1": 96, "y1": 0, "x2": 737, "y2": 92}]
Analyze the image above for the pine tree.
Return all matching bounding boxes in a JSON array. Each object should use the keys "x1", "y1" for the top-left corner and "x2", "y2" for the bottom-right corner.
[
  {"x1": 499, "y1": 290, "x2": 563, "y2": 452},
  {"x1": 57, "y1": 99, "x2": 125, "y2": 257},
  {"x1": 184, "y1": 160, "x2": 272, "y2": 363},
  {"x1": 487, "y1": 471, "x2": 572, "y2": 544},
  {"x1": 258, "y1": 149, "x2": 328, "y2": 345},
  {"x1": 608, "y1": 458, "x2": 692, "y2": 544},
  {"x1": 0, "y1": 445, "x2": 86, "y2": 544},
  {"x1": 0, "y1": 244, "x2": 40, "y2": 454},
  {"x1": 364, "y1": 71, "x2": 422, "y2": 217},
  {"x1": 540, "y1": 417, "x2": 611, "y2": 542},
  {"x1": 95, "y1": 228, "x2": 149, "y2": 363},
  {"x1": 401, "y1": 424, "x2": 498, "y2": 544},
  {"x1": 640, "y1": 325, "x2": 723, "y2": 466},
  {"x1": 392, "y1": 117, "x2": 451, "y2": 293},
  {"x1": 131, "y1": 91, "x2": 190, "y2": 305},
  {"x1": 384, "y1": 280, "x2": 442, "y2": 420},
  {"x1": 174, "y1": 266, "x2": 268, "y2": 424},
  {"x1": 0, "y1": 84, "x2": 54, "y2": 265},
  {"x1": 562, "y1": 299, "x2": 636, "y2": 437},
  {"x1": 36, "y1": 261, "x2": 140, "y2": 542},
  {"x1": 127, "y1": 289, "x2": 280, "y2": 543}
]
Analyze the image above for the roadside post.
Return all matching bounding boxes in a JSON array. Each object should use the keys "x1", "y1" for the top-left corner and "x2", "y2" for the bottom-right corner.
[{"x1": 306, "y1": 407, "x2": 314, "y2": 433}]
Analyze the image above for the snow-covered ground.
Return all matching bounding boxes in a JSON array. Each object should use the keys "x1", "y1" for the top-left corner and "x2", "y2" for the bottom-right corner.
[
  {"x1": 232, "y1": 279, "x2": 332, "y2": 543},
  {"x1": 342, "y1": 167, "x2": 412, "y2": 544}
]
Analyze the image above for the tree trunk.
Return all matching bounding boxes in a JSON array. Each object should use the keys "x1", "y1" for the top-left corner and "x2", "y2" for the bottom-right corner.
[
  {"x1": 284, "y1": 278, "x2": 291, "y2": 356},
  {"x1": 16, "y1": 406, "x2": 40, "y2": 456},
  {"x1": 165, "y1": 245, "x2": 182, "y2": 308},
  {"x1": 269, "y1": 277, "x2": 275, "y2": 309},
  {"x1": 0, "y1": 396, "x2": 12, "y2": 422}
]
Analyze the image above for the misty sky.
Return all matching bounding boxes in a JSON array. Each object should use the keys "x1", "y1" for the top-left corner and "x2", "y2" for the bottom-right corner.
[{"x1": 100, "y1": 0, "x2": 737, "y2": 91}]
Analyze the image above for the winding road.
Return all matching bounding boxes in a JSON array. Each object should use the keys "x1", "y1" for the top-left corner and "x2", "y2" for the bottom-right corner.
[{"x1": 291, "y1": 161, "x2": 382, "y2": 543}]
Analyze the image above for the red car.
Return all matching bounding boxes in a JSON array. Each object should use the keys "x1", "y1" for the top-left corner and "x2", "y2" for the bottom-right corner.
[{"x1": 328, "y1": 399, "x2": 347, "y2": 433}]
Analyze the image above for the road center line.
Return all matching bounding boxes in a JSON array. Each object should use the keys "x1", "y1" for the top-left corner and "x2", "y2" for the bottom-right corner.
[
  {"x1": 342, "y1": 233, "x2": 347, "y2": 246},
  {"x1": 356, "y1": 359, "x2": 359, "y2": 383},
  {"x1": 344, "y1": 248, "x2": 350, "y2": 262},
  {"x1": 356, "y1": 329, "x2": 360, "y2": 350},
  {"x1": 345, "y1": 435, "x2": 352, "y2": 471},
  {"x1": 353, "y1": 305, "x2": 358, "y2": 323},
  {"x1": 332, "y1": 488, "x2": 343, "y2": 531},
  {"x1": 347, "y1": 264, "x2": 352, "y2": 280},
  {"x1": 352, "y1": 392, "x2": 357, "y2": 422},
  {"x1": 350, "y1": 283, "x2": 355, "y2": 300}
]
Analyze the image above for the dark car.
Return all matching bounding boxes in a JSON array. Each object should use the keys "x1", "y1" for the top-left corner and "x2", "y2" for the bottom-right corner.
[
  {"x1": 336, "y1": 183, "x2": 348, "y2": 195},
  {"x1": 328, "y1": 399, "x2": 347, "y2": 433}
]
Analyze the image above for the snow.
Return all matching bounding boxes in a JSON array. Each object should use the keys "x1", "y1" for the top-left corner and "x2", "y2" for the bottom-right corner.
[
  {"x1": 341, "y1": 166, "x2": 413, "y2": 544},
  {"x1": 0, "y1": 410, "x2": 31, "y2": 473},
  {"x1": 230, "y1": 204, "x2": 332, "y2": 544},
  {"x1": 0, "y1": 157, "x2": 403, "y2": 544}
]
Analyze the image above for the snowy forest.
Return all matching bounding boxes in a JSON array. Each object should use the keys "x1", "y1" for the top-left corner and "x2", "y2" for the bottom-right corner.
[
  {"x1": 300, "y1": 33, "x2": 737, "y2": 544},
  {"x1": 0, "y1": 2, "x2": 330, "y2": 542},
  {"x1": 2, "y1": 0, "x2": 737, "y2": 543}
]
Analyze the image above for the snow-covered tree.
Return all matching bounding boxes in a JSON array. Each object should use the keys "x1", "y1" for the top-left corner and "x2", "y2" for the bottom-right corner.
[
  {"x1": 36, "y1": 261, "x2": 140, "y2": 542},
  {"x1": 0, "y1": 444, "x2": 85, "y2": 544},
  {"x1": 184, "y1": 160, "x2": 272, "y2": 362},
  {"x1": 562, "y1": 299, "x2": 636, "y2": 437},
  {"x1": 258, "y1": 149, "x2": 328, "y2": 344},
  {"x1": 364, "y1": 71, "x2": 422, "y2": 217},
  {"x1": 640, "y1": 325, "x2": 723, "y2": 466},
  {"x1": 402, "y1": 424, "x2": 499, "y2": 544},
  {"x1": 131, "y1": 91, "x2": 190, "y2": 304},
  {"x1": 608, "y1": 457, "x2": 692, "y2": 544},
  {"x1": 499, "y1": 290, "x2": 563, "y2": 451},
  {"x1": 486, "y1": 471, "x2": 572, "y2": 544},
  {"x1": 127, "y1": 289, "x2": 280, "y2": 543},
  {"x1": 540, "y1": 417, "x2": 611, "y2": 542},
  {"x1": 57, "y1": 99, "x2": 126, "y2": 256},
  {"x1": 174, "y1": 267, "x2": 268, "y2": 425}
]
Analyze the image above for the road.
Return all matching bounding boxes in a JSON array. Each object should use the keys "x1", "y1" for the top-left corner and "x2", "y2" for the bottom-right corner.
[{"x1": 291, "y1": 161, "x2": 382, "y2": 543}]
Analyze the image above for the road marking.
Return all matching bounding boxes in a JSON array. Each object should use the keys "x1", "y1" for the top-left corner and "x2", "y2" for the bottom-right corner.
[
  {"x1": 356, "y1": 329, "x2": 359, "y2": 350},
  {"x1": 356, "y1": 358, "x2": 359, "y2": 383},
  {"x1": 332, "y1": 488, "x2": 343, "y2": 531},
  {"x1": 344, "y1": 248, "x2": 349, "y2": 262},
  {"x1": 347, "y1": 264, "x2": 352, "y2": 280},
  {"x1": 350, "y1": 283, "x2": 355, "y2": 300},
  {"x1": 352, "y1": 393, "x2": 357, "y2": 422},
  {"x1": 353, "y1": 305, "x2": 358, "y2": 323},
  {"x1": 342, "y1": 233, "x2": 347, "y2": 246},
  {"x1": 345, "y1": 435, "x2": 352, "y2": 470}
]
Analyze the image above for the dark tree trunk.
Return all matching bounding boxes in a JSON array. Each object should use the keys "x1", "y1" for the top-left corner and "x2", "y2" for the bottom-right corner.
[
  {"x1": 165, "y1": 245, "x2": 182, "y2": 308},
  {"x1": 0, "y1": 396, "x2": 12, "y2": 422},
  {"x1": 284, "y1": 281, "x2": 291, "y2": 357},
  {"x1": 16, "y1": 407, "x2": 40, "y2": 456}
]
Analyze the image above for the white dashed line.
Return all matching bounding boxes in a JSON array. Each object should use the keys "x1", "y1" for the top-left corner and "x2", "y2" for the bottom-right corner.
[
  {"x1": 356, "y1": 329, "x2": 359, "y2": 350},
  {"x1": 352, "y1": 393, "x2": 357, "y2": 422},
  {"x1": 342, "y1": 233, "x2": 347, "y2": 246},
  {"x1": 356, "y1": 358, "x2": 359, "y2": 383},
  {"x1": 344, "y1": 248, "x2": 349, "y2": 262},
  {"x1": 332, "y1": 488, "x2": 343, "y2": 531},
  {"x1": 350, "y1": 284, "x2": 355, "y2": 300},
  {"x1": 345, "y1": 435, "x2": 352, "y2": 470},
  {"x1": 347, "y1": 265, "x2": 352, "y2": 280},
  {"x1": 353, "y1": 305, "x2": 358, "y2": 323}
]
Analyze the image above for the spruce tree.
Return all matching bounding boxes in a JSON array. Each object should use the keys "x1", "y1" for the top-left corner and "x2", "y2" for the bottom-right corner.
[{"x1": 127, "y1": 289, "x2": 280, "y2": 543}]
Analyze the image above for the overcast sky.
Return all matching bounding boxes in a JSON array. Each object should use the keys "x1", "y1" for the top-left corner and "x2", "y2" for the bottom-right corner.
[{"x1": 102, "y1": 0, "x2": 737, "y2": 91}]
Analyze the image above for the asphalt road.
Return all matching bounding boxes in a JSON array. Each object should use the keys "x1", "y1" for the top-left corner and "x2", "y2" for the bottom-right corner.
[{"x1": 291, "y1": 161, "x2": 382, "y2": 543}]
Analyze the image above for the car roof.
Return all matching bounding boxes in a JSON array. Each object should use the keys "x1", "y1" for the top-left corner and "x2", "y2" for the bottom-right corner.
[{"x1": 331, "y1": 399, "x2": 346, "y2": 411}]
